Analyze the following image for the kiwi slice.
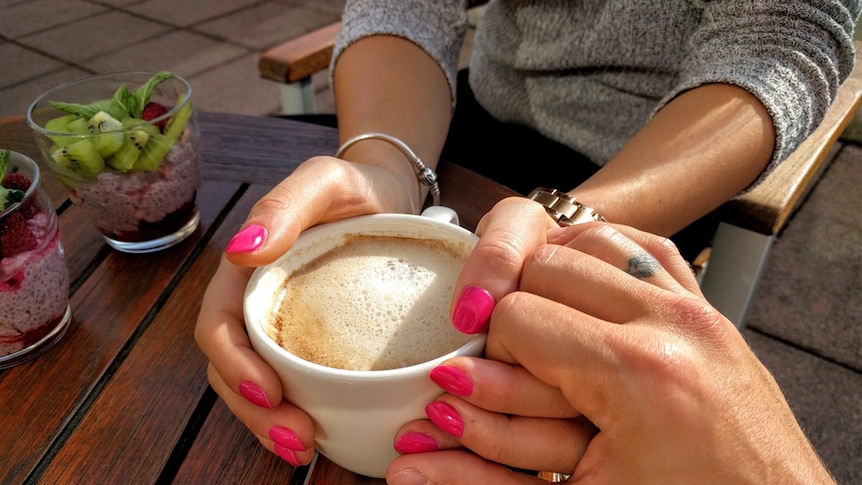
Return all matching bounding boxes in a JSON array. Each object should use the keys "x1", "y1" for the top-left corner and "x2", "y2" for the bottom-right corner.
[
  {"x1": 163, "y1": 95, "x2": 193, "y2": 142},
  {"x1": 87, "y1": 111, "x2": 125, "y2": 158},
  {"x1": 45, "y1": 114, "x2": 76, "y2": 133},
  {"x1": 87, "y1": 111, "x2": 124, "y2": 158},
  {"x1": 45, "y1": 114, "x2": 88, "y2": 148},
  {"x1": 51, "y1": 139, "x2": 105, "y2": 178},
  {"x1": 132, "y1": 132, "x2": 173, "y2": 171},
  {"x1": 108, "y1": 129, "x2": 150, "y2": 172}
]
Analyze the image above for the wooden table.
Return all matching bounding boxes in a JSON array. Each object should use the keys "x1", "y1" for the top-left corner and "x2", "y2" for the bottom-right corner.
[{"x1": 0, "y1": 112, "x2": 516, "y2": 484}]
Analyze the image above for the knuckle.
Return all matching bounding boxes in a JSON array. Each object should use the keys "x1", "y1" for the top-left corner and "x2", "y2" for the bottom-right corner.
[
  {"x1": 248, "y1": 186, "x2": 293, "y2": 220},
  {"x1": 652, "y1": 234, "x2": 683, "y2": 262},
  {"x1": 526, "y1": 243, "x2": 566, "y2": 269},
  {"x1": 471, "y1": 234, "x2": 528, "y2": 277},
  {"x1": 616, "y1": 296, "x2": 731, "y2": 387}
]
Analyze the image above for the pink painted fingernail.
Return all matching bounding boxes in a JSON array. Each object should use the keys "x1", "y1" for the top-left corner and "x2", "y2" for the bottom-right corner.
[
  {"x1": 429, "y1": 365, "x2": 473, "y2": 397},
  {"x1": 239, "y1": 381, "x2": 271, "y2": 409},
  {"x1": 268, "y1": 426, "x2": 307, "y2": 451},
  {"x1": 425, "y1": 401, "x2": 464, "y2": 438},
  {"x1": 225, "y1": 224, "x2": 267, "y2": 253},
  {"x1": 452, "y1": 286, "x2": 494, "y2": 334},
  {"x1": 394, "y1": 432, "x2": 438, "y2": 454},
  {"x1": 274, "y1": 443, "x2": 302, "y2": 467}
]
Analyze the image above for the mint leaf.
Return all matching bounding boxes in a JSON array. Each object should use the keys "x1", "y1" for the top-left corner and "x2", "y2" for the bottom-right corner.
[
  {"x1": 0, "y1": 150, "x2": 25, "y2": 212},
  {"x1": 132, "y1": 71, "x2": 174, "y2": 117},
  {"x1": 49, "y1": 71, "x2": 175, "y2": 121},
  {"x1": 49, "y1": 100, "x2": 102, "y2": 119},
  {"x1": 110, "y1": 85, "x2": 137, "y2": 119},
  {"x1": 50, "y1": 98, "x2": 126, "y2": 121}
]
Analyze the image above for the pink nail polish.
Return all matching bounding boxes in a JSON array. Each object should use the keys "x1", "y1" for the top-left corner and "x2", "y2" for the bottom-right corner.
[
  {"x1": 268, "y1": 426, "x2": 307, "y2": 451},
  {"x1": 394, "y1": 432, "x2": 438, "y2": 454},
  {"x1": 425, "y1": 401, "x2": 464, "y2": 438},
  {"x1": 274, "y1": 443, "x2": 302, "y2": 467},
  {"x1": 452, "y1": 286, "x2": 494, "y2": 334},
  {"x1": 239, "y1": 381, "x2": 271, "y2": 409},
  {"x1": 225, "y1": 224, "x2": 267, "y2": 253},
  {"x1": 429, "y1": 365, "x2": 473, "y2": 397}
]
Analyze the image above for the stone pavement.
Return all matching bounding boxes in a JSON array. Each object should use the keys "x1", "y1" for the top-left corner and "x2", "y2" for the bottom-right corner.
[
  {"x1": 1, "y1": 1, "x2": 860, "y2": 482},
  {"x1": 0, "y1": 0, "x2": 345, "y2": 119}
]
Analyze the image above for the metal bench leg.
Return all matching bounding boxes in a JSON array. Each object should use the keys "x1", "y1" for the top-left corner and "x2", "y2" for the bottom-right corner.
[
  {"x1": 700, "y1": 222, "x2": 774, "y2": 329},
  {"x1": 279, "y1": 77, "x2": 317, "y2": 115}
]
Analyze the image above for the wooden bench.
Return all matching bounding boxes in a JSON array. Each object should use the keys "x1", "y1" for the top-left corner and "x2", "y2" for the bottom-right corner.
[{"x1": 259, "y1": 21, "x2": 862, "y2": 327}]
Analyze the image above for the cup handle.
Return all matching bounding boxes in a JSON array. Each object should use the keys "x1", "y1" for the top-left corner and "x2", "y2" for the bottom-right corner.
[{"x1": 420, "y1": 206, "x2": 460, "y2": 226}]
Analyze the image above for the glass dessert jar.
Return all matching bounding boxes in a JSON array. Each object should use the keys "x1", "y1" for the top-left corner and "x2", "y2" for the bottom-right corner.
[
  {"x1": 0, "y1": 150, "x2": 71, "y2": 369},
  {"x1": 25, "y1": 71, "x2": 201, "y2": 253}
]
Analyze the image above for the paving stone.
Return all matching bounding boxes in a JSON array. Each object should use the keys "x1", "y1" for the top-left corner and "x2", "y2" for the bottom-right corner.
[
  {"x1": 747, "y1": 145, "x2": 862, "y2": 370},
  {"x1": 95, "y1": 0, "x2": 139, "y2": 6},
  {"x1": 744, "y1": 330, "x2": 862, "y2": 485},
  {"x1": 18, "y1": 10, "x2": 170, "y2": 63},
  {"x1": 273, "y1": 0, "x2": 346, "y2": 16},
  {"x1": 0, "y1": 0, "x2": 30, "y2": 8},
  {"x1": 84, "y1": 30, "x2": 248, "y2": 79},
  {"x1": 0, "y1": 43, "x2": 65, "y2": 89},
  {"x1": 193, "y1": 2, "x2": 337, "y2": 51},
  {"x1": 124, "y1": 0, "x2": 260, "y2": 28},
  {"x1": 0, "y1": 0, "x2": 107, "y2": 39},
  {"x1": 0, "y1": 67, "x2": 90, "y2": 119},
  {"x1": 187, "y1": 53, "x2": 282, "y2": 116}
]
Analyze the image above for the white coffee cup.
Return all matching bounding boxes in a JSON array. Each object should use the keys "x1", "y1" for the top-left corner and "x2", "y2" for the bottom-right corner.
[{"x1": 244, "y1": 207, "x2": 486, "y2": 478}]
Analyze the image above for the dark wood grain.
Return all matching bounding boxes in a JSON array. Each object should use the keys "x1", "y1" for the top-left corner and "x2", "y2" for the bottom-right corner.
[
  {"x1": 198, "y1": 112, "x2": 339, "y2": 184},
  {"x1": 0, "y1": 112, "x2": 513, "y2": 485},
  {"x1": 37, "y1": 181, "x2": 250, "y2": 483},
  {"x1": 175, "y1": 394, "x2": 305, "y2": 483},
  {"x1": 0, "y1": 180, "x2": 235, "y2": 484}
]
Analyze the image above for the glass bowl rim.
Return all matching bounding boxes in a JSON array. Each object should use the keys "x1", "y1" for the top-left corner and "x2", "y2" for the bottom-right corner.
[
  {"x1": 24, "y1": 70, "x2": 193, "y2": 137},
  {"x1": 0, "y1": 150, "x2": 41, "y2": 220}
]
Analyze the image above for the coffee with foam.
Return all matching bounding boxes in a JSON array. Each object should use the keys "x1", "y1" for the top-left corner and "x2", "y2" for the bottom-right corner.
[{"x1": 268, "y1": 234, "x2": 474, "y2": 371}]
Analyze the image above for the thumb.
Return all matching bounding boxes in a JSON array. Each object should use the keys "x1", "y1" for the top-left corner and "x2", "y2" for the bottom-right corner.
[{"x1": 223, "y1": 156, "x2": 412, "y2": 267}]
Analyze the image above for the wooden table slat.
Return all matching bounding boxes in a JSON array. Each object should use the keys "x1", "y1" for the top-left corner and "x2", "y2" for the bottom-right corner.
[
  {"x1": 0, "y1": 112, "x2": 516, "y2": 484},
  {"x1": 37, "y1": 181, "x2": 252, "y2": 483},
  {"x1": 0, "y1": 179, "x2": 238, "y2": 484}
]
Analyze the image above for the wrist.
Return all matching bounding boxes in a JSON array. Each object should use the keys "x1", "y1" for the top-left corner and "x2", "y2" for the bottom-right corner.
[{"x1": 337, "y1": 133, "x2": 440, "y2": 212}]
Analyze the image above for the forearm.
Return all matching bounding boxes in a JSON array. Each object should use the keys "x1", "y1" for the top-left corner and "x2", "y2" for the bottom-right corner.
[
  {"x1": 571, "y1": 83, "x2": 775, "y2": 236},
  {"x1": 333, "y1": 35, "x2": 452, "y2": 213}
]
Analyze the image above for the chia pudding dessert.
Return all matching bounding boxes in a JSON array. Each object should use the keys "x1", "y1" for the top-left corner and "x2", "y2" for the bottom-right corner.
[
  {"x1": 26, "y1": 71, "x2": 201, "y2": 253},
  {"x1": 68, "y1": 126, "x2": 200, "y2": 243},
  {"x1": 0, "y1": 150, "x2": 71, "y2": 368}
]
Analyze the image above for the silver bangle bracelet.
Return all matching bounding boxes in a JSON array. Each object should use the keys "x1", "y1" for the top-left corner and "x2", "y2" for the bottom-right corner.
[{"x1": 335, "y1": 132, "x2": 441, "y2": 207}]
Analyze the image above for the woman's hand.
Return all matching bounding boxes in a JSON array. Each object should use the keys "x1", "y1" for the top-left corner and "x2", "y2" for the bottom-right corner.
[
  {"x1": 223, "y1": 155, "x2": 417, "y2": 265},
  {"x1": 449, "y1": 196, "x2": 559, "y2": 334},
  {"x1": 194, "y1": 154, "x2": 416, "y2": 466},
  {"x1": 389, "y1": 223, "x2": 834, "y2": 484}
]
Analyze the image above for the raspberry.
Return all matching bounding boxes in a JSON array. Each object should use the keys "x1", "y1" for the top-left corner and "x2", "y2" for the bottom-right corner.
[
  {"x1": 0, "y1": 212, "x2": 38, "y2": 258},
  {"x1": 142, "y1": 102, "x2": 169, "y2": 132},
  {"x1": 2, "y1": 173, "x2": 39, "y2": 219},
  {"x1": 2, "y1": 173, "x2": 31, "y2": 192}
]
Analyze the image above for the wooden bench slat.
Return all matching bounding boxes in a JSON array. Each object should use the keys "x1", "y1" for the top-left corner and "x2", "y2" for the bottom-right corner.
[
  {"x1": 259, "y1": 22, "x2": 341, "y2": 84},
  {"x1": 721, "y1": 41, "x2": 862, "y2": 235}
]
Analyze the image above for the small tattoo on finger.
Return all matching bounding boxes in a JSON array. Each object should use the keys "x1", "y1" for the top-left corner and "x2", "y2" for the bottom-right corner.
[{"x1": 626, "y1": 252, "x2": 660, "y2": 279}]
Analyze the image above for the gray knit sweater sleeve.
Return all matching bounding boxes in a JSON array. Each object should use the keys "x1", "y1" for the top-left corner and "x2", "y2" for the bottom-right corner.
[
  {"x1": 331, "y1": 0, "x2": 467, "y2": 106},
  {"x1": 657, "y1": 0, "x2": 861, "y2": 181},
  {"x1": 332, "y1": 0, "x2": 860, "y2": 186}
]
